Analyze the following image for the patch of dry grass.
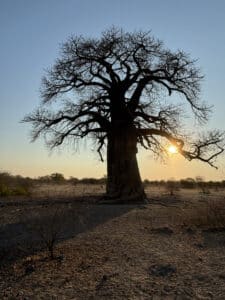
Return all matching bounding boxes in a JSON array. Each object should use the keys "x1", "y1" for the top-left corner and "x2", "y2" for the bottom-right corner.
[{"x1": 1, "y1": 184, "x2": 225, "y2": 299}]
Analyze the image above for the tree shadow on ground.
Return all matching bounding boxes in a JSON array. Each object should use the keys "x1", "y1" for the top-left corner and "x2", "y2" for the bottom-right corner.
[{"x1": 0, "y1": 195, "x2": 141, "y2": 266}]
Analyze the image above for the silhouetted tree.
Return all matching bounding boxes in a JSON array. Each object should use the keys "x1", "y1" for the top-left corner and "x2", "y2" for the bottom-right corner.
[
  {"x1": 23, "y1": 28, "x2": 224, "y2": 203},
  {"x1": 50, "y1": 172, "x2": 65, "y2": 183},
  {"x1": 166, "y1": 179, "x2": 179, "y2": 196},
  {"x1": 180, "y1": 178, "x2": 196, "y2": 189}
]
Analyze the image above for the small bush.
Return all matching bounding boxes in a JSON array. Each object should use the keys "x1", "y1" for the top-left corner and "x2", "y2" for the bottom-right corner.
[
  {"x1": 25, "y1": 207, "x2": 65, "y2": 259},
  {"x1": 12, "y1": 185, "x2": 30, "y2": 196},
  {"x1": 183, "y1": 200, "x2": 225, "y2": 229},
  {"x1": 68, "y1": 176, "x2": 79, "y2": 185},
  {"x1": 24, "y1": 204, "x2": 87, "y2": 260},
  {"x1": 0, "y1": 184, "x2": 12, "y2": 196},
  {"x1": 205, "y1": 201, "x2": 225, "y2": 228},
  {"x1": 165, "y1": 180, "x2": 179, "y2": 196},
  {"x1": 180, "y1": 178, "x2": 196, "y2": 189},
  {"x1": 50, "y1": 173, "x2": 65, "y2": 184},
  {"x1": 0, "y1": 171, "x2": 32, "y2": 197},
  {"x1": 0, "y1": 183, "x2": 30, "y2": 197}
]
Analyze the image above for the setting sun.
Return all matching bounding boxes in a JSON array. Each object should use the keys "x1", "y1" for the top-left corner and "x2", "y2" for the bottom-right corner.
[{"x1": 168, "y1": 145, "x2": 178, "y2": 154}]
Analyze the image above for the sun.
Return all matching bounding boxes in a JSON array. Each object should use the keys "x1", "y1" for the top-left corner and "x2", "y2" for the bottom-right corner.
[{"x1": 168, "y1": 145, "x2": 178, "y2": 154}]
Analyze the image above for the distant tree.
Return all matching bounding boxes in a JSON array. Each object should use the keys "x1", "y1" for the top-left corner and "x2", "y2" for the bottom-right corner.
[
  {"x1": 68, "y1": 176, "x2": 79, "y2": 185},
  {"x1": 195, "y1": 176, "x2": 205, "y2": 183},
  {"x1": 143, "y1": 179, "x2": 150, "y2": 186},
  {"x1": 166, "y1": 178, "x2": 179, "y2": 196},
  {"x1": 180, "y1": 178, "x2": 196, "y2": 189},
  {"x1": 196, "y1": 176, "x2": 209, "y2": 194},
  {"x1": 80, "y1": 178, "x2": 99, "y2": 184},
  {"x1": 23, "y1": 28, "x2": 224, "y2": 203},
  {"x1": 50, "y1": 173, "x2": 65, "y2": 183},
  {"x1": 37, "y1": 175, "x2": 51, "y2": 183}
]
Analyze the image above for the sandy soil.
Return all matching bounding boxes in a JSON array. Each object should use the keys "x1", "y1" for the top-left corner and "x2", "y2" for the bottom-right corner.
[{"x1": 1, "y1": 184, "x2": 225, "y2": 299}]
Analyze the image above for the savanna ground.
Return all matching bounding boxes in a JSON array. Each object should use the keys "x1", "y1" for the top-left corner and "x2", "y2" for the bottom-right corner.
[{"x1": 1, "y1": 183, "x2": 225, "y2": 299}]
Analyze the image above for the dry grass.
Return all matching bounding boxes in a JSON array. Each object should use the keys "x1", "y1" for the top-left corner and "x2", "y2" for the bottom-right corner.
[
  {"x1": 1, "y1": 184, "x2": 225, "y2": 299},
  {"x1": 31, "y1": 183, "x2": 105, "y2": 199}
]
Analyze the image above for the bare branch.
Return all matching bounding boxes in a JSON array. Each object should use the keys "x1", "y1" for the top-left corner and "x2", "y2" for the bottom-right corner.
[{"x1": 138, "y1": 128, "x2": 224, "y2": 168}]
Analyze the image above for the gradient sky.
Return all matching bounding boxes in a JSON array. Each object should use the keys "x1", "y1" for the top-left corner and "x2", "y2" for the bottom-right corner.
[{"x1": 1, "y1": 0, "x2": 225, "y2": 180}]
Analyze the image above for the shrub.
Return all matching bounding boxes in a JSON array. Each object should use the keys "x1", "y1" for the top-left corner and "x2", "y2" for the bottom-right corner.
[
  {"x1": 183, "y1": 200, "x2": 225, "y2": 229},
  {"x1": 80, "y1": 178, "x2": 101, "y2": 184},
  {"x1": 0, "y1": 184, "x2": 12, "y2": 196},
  {"x1": 166, "y1": 180, "x2": 179, "y2": 196},
  {"x1": 180, "y1": 178, "x2": 196, "y2": 189},
  {"x1": 25, "y1": 207, "x2": 65, "y2": 259},
  {"x1": 143, "y1": 179, "x2": 150, "y2": 187},
  {"x1": 68, "y1": 176, "x2": 79, "y2": 185},
  {"x1": 0, "y1": 171, "x2": 32, "y2": 197},
  {"x1": 50, "y1": 173, "x2": 65, "y2": 184},
  {"x1": 12, "y1": 185, "x2": 30, "y2": 196},
  {"x1": 24, "y1": 203, "x2": 88, "y2": 260}
]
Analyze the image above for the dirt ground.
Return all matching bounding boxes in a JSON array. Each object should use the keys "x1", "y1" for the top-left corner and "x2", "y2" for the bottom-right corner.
[{"x1": 1, "y1": 184, "x2": 225, "y2": 299}]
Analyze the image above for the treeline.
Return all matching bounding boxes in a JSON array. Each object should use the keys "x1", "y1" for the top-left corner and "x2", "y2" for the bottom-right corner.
[
  {"x1": 0, "y1": 172, "x2": 107, "y2": 196},
  {"x1": 0, "y1": 172, "x2": 107, "y2": 185},
  {"x1": 143, "y1": 178, "x2": 225, "y2": 190},
  {"x1": 1, "y1": 171, "x2": 225, "y2": 187},
  {"x1": 1, "y1": 171, "x2": 225, "y2": 197},
  {"x1": 36, "y1": 173, "x2": 107, "y2": 185}
]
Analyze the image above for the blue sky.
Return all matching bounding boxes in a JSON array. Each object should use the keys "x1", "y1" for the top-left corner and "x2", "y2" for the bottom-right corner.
[{"x1": 1, "y1": 0, "x2": 225, "y2": 179}]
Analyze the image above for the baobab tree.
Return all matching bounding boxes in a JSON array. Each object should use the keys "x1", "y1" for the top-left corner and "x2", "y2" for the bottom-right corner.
[{"x1": 23, "y1": 28, "x2": 224, "y2": 203}]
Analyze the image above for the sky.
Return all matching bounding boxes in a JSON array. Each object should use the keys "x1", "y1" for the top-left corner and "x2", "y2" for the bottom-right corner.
[{"x1": 1, "y1": 0, "x2": 225, "y2": 180}]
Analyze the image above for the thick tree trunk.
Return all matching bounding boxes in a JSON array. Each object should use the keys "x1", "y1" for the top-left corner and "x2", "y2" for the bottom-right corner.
[{"x1": 106, "y1": 123, "x2": 146, "y2": 203}]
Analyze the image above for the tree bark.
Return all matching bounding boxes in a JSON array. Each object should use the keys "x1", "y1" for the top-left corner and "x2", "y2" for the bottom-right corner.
[{"x1": 106, "y1": 123, "x2": 146, "y2": 203}]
